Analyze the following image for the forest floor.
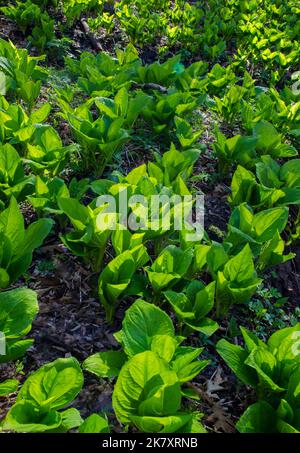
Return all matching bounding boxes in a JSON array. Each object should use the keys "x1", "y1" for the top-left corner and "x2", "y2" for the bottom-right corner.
[{"x1": 1, "y1": 10, "x2": 300, "y2": 433}]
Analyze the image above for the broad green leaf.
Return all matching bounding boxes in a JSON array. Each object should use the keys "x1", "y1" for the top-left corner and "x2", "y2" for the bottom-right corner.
[
  {"x1": 113, "y1": 351, "x2": 181, "y2": 426},
  {"x1": 245, "y1": 349, "x2": 285, "y2": 393},
  {"x1": 194, "y1": 281, "x2": 215, "y2": 319},
  {"x1": 131, "y1": 413, "x2": 200, "y2": 434},
  {"x1": 286, "y1": 368, "x2": 300, "y2": 406},
  {"x1": 3, "y1": 400, "x2": 62, "y2": 433},
  {"x1": 216, "y1": 339, "x2": 258, "y2": 387},
  {"x1": 186, "y1": 318, "x2": 219, "y2": 336},
  {"x1": 253, "y1": 207, "x2": 288, "y2": 242},
  {"x1": 1, "y1": 339, "x2": 34, "y2": 363},
  {"x1": 58, "y1": 197, "x2": 90, "y2": 230},
  {"x1": 0, "y1": 287, "x2": 38, "y2": 340},
  {"x1": 150, "y1": 335, "x2": 178, "y2": 362},
  {"x1": 0, "y1": 379, "x2": 19, "y2": 396},
  {"x1": 17, "y1": 357, "x2": 84, "y2": 411},
  {"x1": 268, "y1": 323, "x2": 300, "y2": 351},
  {"x1": 0, "y1": 71, "x2": 6, "y2": 95},
  {"x1": 83, "y1": 351, "x2": 127, "y2": 378},
  {"x1": 253, "y1": 121, "x2": 280, "y2": 153},
  {"x1": 240, "y1": 327, "x2": 268, "y2": 352},
  {"x1": 236, "y1": 401, "x2": 277, "y2": 433},
  {"x1": 172, "y1": 347, "x2": 209, "y2": 383},
  {"x1": 30, "y1": 103, "x2": 51, "y2": 124},
  {"x1": 79, "y1": 414, "x2": 110, "y2": 433},
  {"x1": 55, "y1": 408, "x2": 83, "y2": 432},
  {"x1": 0, "y1": 197, "x2": 24, "y2": 255},
  {"x1": 115, "y1": 299, "x2": 175, "y2": 357},
  {"x1": 223, "y1": 244, "x2": 255, "y2": 283},
  {"x1": 17, "y1": 218, "x2": 54, "y2": 260}
]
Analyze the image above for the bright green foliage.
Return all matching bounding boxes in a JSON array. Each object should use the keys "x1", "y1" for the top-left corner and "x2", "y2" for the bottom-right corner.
[
  {"x1": 0, "y1": 37, "x2": 47, "y2": 108},
  {"x1": 137, "y1": 55, "x2": 184, "y2": 87},
  {"x1": 66, "y1": 47, "x2": 187, "y2": 98},
  {"x1": 62, "y1": 0, "x2": 102, "y2": 24},
  {"x1": 0, "y1": 96, "x2": 51, "y2": 144},
  {"x1": 214, "y1": 85, "x2": 247, "y2": 124},
  {"x1": 174, "y1": 60, "x2": 208, "y2": 93},
  {"x1": 234, "y1": 1, "x2": 300, "y2": 76},
  {"x1": 111, "y1": 228, "x2": 145, "y2": 257},
  {"x1": 98, "y1": 245, "x2": 149, "y2": 322},
  {"x1": 217, "y1": 324, "x2": 300, "y2": 433},
  {"x1": 0, "y1": 197, "x2": 53, "y2": 288},
  {"x1": 94, "y1": 87, "x2": 152, "y2": 128},
  {"x1": 1, "y1": 1, "x2": 68, "y2": 55},
  {"x1": 117, "y1": 158, "x2": 193, "y2": 199},
  {"x1": 2, "y1": 357, "x2": 84, "y2": 432},
  {"x1": 146, "y1": 245, "x2": 193, "y2": 295},
  {"x1": 1, "y1": 1, "x2": 42, "y2": 34},
  {"x1": 229, "y1": 164, "x2": 285, "y2": 209},
  {"x1": 253, "y1": 121, "x2": 297, "y2": 159},
  {"x1": 27, "y1": 176, "x2": 70, "y2": 215},
  {"x1": 214, "y1": 244, "x2": 262, "y2": 317},
  {"x1": 225, "y1": 204, "x2": 294, "y2": 271},
  {"x1": 0, "y1": 287, "x2": 38, "y2": 363},
  {"x1": 236, "y1": 397, "x2": 300, "y2": 433},
  {"x1": 31, "y1": 1, "x2": 59, "y2": 8},
  {"x1": 191, "y1": 243, "x2": 211, "y2": 274},
  {"x1": 217, "y1": 323, "x2": 300, "y2": 398},
  {"x1": 174, "y1": 116, "x2": 203, "y2": 149},
  {"x1": 57, "y1": 197, "x2": 113, "y2": 272},
  {"x1": 83, "y1": 350, "x2": 127, "y2": 379},
  {"x1": 1, "y1": 0, "x2": 300, "y2": 435},
  {"x1": 114, "y1": 299, "x2": 178, "y2": 358},
  {"x1": 3, "y1": 0, "x2": 299, "y2": 78},
  {"x1": 0, "y1": 143, "x2": 34, "y2": 203},
  {"x1": 25, "y1": 126, "x2": 78, "y2": 176},
  {"x1": 256, "y1": 156, "x2": 300, "y2": 199},
  {"x1": 78, "y1": 414, "x2": 110, "y2": 433},
  {"x1": 213, "y1": 128, "x2": 256, "y2": 174},
  {"x1": 57, "y1": 155, "x2": 196, "y2": 278},
  {"x1": 88, "y1": 0, "x2": 204, "y2": 54},
  {"x1": 28, "y1": 176, "x2": 88, "y2": 217},
  {"x1": 205, "y1": 64, "x2": 237, "y2": 93},
  {"x1": 91, "y1": 161, "x2": 194, "y2": 242},
  {"x1": 213, "y1": 121, "x2": 297, "y2": 173},
  {"x1": 164, "y1": 281, "x2": 218, "y2": 336},
  {"x1": 84, "y1": 299, "x2": 208, "y2": 432},
  {"x1": 113, "y1": 351, "x2": 206, "y2": 433},
  {"x1": 59, "y1": 98, "x2": 130, "y2": 176},
  {"x1": 0, "y1": 72, "x2": 6, "y2": 96},
  {"x1": 64, "y1": 44, "x2": 140, "y2": 97},
  {"x1": 149, "y1": 144, "x2": 201, "y2": 186},
  {"x1": 230, "y1": 158, "x2": 300, "y2": 209},
  {"x1": 86, "y1": 299, "x2": 209, "y2": 380},
  {"x1": 0, "y1": 379, "x2": 19, "y2": 397},
  {"x1": 142, "y1": 92, "x2": 197, "y2": 134}
]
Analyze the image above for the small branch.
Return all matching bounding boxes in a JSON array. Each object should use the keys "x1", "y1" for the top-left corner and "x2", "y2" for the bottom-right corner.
[
  {"x1": 80, "y1": 18, "x2": 103, "y2": 52},
  {"x1": 143, "y1": 83, "x2": 168, "y2": 93},
  {"x1": 132, "y1": 81, "x2": 168, "y2": 94},
  {"x1": 186, "y1": 382, "x2": 211, "y2": 404}
]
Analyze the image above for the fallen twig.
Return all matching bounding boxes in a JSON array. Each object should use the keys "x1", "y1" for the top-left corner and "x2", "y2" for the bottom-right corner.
[
  {"x1": 80, "y1": 18, "x2": 103, "y2": 52},
  {"x1": 132, "y1": 81, "x2": 168, "y2": 94}
]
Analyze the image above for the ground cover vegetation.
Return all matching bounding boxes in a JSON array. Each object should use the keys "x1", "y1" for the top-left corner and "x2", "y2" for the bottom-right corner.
[{"x1": 0, "y1": 0, "x2": 300, "y2": 434}]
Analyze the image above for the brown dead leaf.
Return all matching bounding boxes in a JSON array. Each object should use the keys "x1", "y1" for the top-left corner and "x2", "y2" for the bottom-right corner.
[
  {"x1": 206, "y1": 366, "x2": 226, "y2": 398},
  {"x1": 207, "y1": 403, "x2": 236, "y2": 433}
]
